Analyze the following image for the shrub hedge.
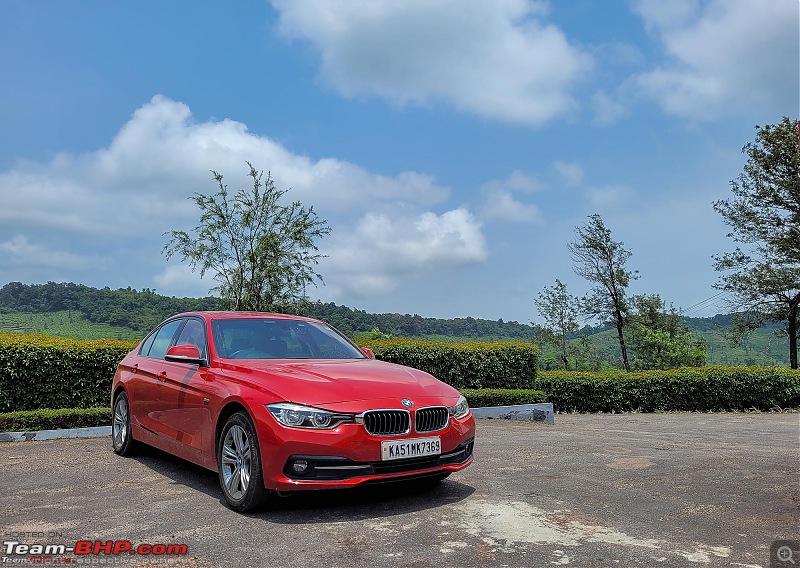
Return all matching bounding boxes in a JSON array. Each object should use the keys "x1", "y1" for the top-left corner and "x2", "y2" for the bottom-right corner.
[
  {"x1": 0, "y1": 332, "x2": 136, "y2": 412},
  {"x1": 0, "y1": 390, "x2": 551, "y2": 431},
  {"x1": 361, "y1": 339, "x2": 538, "y2": 389},
  {"x1": 461, "y1": 388, "x2": 547, "y2": 408},
  {"x1": 0, "y1": 332, "x2": 538, "y2": 411},
  {"x1": 0, "y1": 407, "x2": 111, "y2": 431},
  {"x1": 536, "y1": 367, "x2": 800, "y2": 412}
]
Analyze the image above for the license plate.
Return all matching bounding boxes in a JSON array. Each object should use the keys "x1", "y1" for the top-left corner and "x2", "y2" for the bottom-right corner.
[{"x1": 381, "y1": 436, "x2": 441, "y2": 461}]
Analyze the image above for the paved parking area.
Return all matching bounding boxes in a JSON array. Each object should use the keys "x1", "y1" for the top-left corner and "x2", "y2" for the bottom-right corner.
[{"x1": 1, "y1": 413, "x2": 798, "y2": 567}]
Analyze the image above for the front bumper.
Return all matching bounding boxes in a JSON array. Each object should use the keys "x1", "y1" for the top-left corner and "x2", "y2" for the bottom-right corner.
[
  {"x1": 253, "y1": 406, "x2": 476, "y2": 492},
  {"x1": 283, "y1": 438, "x2": 474, "y2": 481}
]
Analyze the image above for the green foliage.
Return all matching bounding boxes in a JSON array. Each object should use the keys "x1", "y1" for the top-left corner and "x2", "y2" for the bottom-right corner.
[
  {"x1": 0, "y1": 332, "x2": 136, "y2": 412},
  {"x1": 352, "y1": 327, "x2": 393, "y2": 342},
  {"x1": 0, "y1": 281, "x2": 221, "y2": 336},
  {"x1": 311, "y1": 301, "x2": 534, "y2": 340},
  {"x1": 361, "y1": 339, "x2": 538, "y2": 389},
  {"x1": 0, "y1": 311, "x2": 140, "y2": 340},
  {"x1": 545, "y1": 323, "x2": 791, "y2": 369},
  {"x1": 713, "y1": 117, "x2": 800, "y2": 368},
  {"x1": 536, "y1": 367, "x2": 800, "y2": 412},
  {"x1": 163, "y1": 164, "x2": 331, "y2": 312},
  {"x1": 0, "y1": 282, "x2": 539, "y2": 341},
  {"x1": 627, "y1": 294, "x2": 706, "y2": 369},
  {"x1": 569, "y1": 214, "x2": 638, "y2": 371},
  {"x1": 461, "y1": 388, "x2": 547, "y2": 407},
  {"x1": 0, "y1": 407, "x2": 110, "y2": 431},
  {"x1": 534, "y1": 279, "x2": 580, "y2": 370}
]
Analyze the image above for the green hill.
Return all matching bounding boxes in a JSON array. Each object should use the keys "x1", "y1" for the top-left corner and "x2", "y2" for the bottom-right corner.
[
  {"x1": 0, "y1": 311, "x2": 140, "y2": 341},
  {"x1": 0, "y1": 281, "x2": 792, "y2": 367}
]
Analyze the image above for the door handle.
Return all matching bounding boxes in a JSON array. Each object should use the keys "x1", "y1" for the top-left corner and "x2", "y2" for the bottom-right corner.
[{"x1": 159, "y1": 371, "x2": 167, "y2": 382}]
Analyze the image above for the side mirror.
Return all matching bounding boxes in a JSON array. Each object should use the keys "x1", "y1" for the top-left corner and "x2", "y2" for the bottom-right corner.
[
  {"x1": 165, "y1": 344, "x2": 207, "y2": 367},
  {"x1": 361, "y1": 347, "x2": 375, "y2": 359}
]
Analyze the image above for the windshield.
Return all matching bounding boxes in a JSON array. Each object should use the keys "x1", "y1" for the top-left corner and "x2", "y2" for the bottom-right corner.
[{"x1": 211, "y1": 318, "x2": 365, "y2": 360}]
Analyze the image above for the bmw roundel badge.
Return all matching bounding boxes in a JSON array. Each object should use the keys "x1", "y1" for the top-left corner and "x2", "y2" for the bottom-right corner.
[{"x1": 401, "y1": 399, "x2": 413, "y2": 408}]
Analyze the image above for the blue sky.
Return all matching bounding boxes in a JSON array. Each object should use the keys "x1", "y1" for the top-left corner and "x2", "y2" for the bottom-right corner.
[{"x1": 1, "y1": 0, "x2": 798, "y2": 323}]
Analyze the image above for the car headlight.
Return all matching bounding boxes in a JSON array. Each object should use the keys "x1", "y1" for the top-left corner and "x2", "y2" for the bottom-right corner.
[
  {"x1": 448, "y1": 395, "x2": 470, "y2": 419},
  {"x1": 267, "y1": 403, "x2": 354, "y2": 430}
]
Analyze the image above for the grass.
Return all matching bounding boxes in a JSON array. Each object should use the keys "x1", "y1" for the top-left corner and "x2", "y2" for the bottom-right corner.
[{"x1": 0, "y1": 311, "x2": 140, "y2": 341}]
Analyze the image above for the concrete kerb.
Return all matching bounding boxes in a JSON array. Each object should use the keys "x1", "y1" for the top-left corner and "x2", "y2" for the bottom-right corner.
[
  {"x1": 0, "y1": 426, "x2": 112, "y2": 442},
  {"x1": 470, "y1": 403, "x2": 555, "y2": 424},
  {"x1": 0, "y1": 403, "x2": 554, "y2": 442}
]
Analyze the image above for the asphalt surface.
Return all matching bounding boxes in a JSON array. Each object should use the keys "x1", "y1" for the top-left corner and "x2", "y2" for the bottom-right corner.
[{"x1": 1, "y1": 413, "x2": 798, "y2": 568}]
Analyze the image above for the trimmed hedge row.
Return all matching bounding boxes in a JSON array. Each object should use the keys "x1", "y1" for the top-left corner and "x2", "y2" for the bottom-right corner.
[
  {"x1": 536, "y1": 367, "x2": 800, "y2": 412},
  {"x1": 0, "y1": 390, "x2": 550, "y2": 431},
  {"x1": 0, "y1": 332, "x2": 136, "y2": 412},
  {"x1": 0, "y1": 332, "x2": 538, "y2": 411},
  {"x1": 462, "y1": 388, "x2": 547, "y2": 408},
  {"x1": 361, "y1": 339, "x2": 538, "y2": 389},
  {"x1": 0, "y1": 407, "x2": 111, "y2": 431}
]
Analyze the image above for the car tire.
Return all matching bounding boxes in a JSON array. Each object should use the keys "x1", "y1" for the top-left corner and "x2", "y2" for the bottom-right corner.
[
  {"x1": 111, "y1": 392, "x2": 136, "y2": 456},
  {"x1": 217, "y1": 411, "x2": 270, "y2": 512}
]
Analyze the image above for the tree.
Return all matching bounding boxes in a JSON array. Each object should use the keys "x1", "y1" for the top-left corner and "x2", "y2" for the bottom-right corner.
[
  {"x1": 713, "y1": 117, "x2": 800, "y2": 369},
  {"x1": 533, "y1": 279, "x2": 580, "y2": 370},
  {"x1": 164, "y1": 163, "x2": 331, "y2": 312},
  {"x1": 568, "y1": 214, "x2": 638, "y2": 371},
  {"x1": 626, "y1": 294, "x2": 706, "y2": 370}
]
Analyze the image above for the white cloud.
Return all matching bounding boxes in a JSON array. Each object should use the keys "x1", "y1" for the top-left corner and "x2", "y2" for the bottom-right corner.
[
  {"x1": 324, "y1": 209, "x2": 488, "y2": 296},
  {"x1": 0, "y1": 95, "x2": 484, "y2": 300},
  {"x1": 591, "y1": 91, "x2": 627, "y2": 125},
  {"x1": 479, "y1": 171, "x2": 543, "y2": 224},
  {"x1": 481, "y1": 190, "x2": 543, "y2": 224},
  {"x1": 272, "y1": 0, "x2": 593, "y2": 125},
  {"x1": 0, "y1": 96, "x2": 449, "y2": 239},
  {"x1": 553, "y1": 161, "x2": 585, "y2": 188},
  {"x1": 482, "y1": 170, "x2": 542, "y2": 194},
  {"x1": 630, "y1": 0, "x2": 799, "y2": 119}
]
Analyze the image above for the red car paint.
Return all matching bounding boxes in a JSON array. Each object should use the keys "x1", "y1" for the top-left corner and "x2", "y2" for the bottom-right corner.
[{"x1": 111, "y1": 312, "x2": 475, "y2": 493}]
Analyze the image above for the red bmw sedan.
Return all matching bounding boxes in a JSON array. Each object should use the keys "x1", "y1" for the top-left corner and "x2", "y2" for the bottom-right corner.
[{"x1": 111, "y1": 312, "x2": 475, "y2": 512}]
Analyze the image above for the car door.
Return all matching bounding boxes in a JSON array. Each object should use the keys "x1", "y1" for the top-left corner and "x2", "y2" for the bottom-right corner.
[
  {"x1": 156, "y1": 317, "x2": 216, "y2": 463},
  {"x1": 129, "y1": 318, "x2": 184, "y2": 439}
]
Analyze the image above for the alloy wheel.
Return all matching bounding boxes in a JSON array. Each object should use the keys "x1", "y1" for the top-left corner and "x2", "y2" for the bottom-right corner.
[
  {"x1": 221, "y1": 424, "x2": 251, "y2": 500},
  {"x1": 113, "y1": 396, "x2": 129, "y2": 450}
]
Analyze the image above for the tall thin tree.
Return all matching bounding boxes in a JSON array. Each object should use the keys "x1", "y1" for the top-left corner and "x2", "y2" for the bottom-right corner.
[
  {"x1": 534, "y1": 279, "x2": 580, "y2": 370},
  {"x1": 569, "y1": 214, "x2": 638, "y2": 372}
]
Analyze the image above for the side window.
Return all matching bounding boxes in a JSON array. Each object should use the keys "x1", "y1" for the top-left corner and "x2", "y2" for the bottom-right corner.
[
  {"x1": 175, "y1": 318, "x2": 207, "y2": 358},
  {"x1": 146, "y1": 319, "x2": 183, "y2": 360},
  {"x1": 139, "y1": 332, "x2": 157, "y2": 357}
]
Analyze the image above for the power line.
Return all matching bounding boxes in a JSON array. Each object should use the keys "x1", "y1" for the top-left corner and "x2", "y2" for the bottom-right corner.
[{"x1": 682, "y1": 291, "x2": 731, "y2": 317}]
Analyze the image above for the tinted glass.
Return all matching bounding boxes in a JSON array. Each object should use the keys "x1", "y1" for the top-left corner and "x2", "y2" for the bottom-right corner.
[
  {"x1": 147, "y1": 319, "x2": 183, "y2": 360},
  {"x1": 212, "y1": 318, "x2": 364, "y2": 360},
  {"x1": 175, "y1": 318, "x2": 207, "y2": 358},
  {"x1": 139, "y1": 331, "x2": 157, "y2": 357}
]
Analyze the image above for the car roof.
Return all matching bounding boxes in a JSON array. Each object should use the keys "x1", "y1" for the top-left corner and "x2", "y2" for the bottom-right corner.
[{"x1": 174, "y1": 311, "x2": 324, "y2": 324}]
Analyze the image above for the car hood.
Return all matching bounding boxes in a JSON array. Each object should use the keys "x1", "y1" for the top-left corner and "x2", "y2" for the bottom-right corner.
[{"x1": 225, "y1": 358, "x2": 458, "y2": 406}]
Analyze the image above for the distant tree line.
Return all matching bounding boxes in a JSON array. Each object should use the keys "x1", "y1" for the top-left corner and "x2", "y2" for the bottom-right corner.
[
  {"x1": 307, "y1": 301, "x2": 532, "y2": 340},
  {"x1": 0, "y1": 282, "x2": 535, "y2": 340},
  {"x1": 0, "y1": 282, "x2": 222, "y2": 335}
]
